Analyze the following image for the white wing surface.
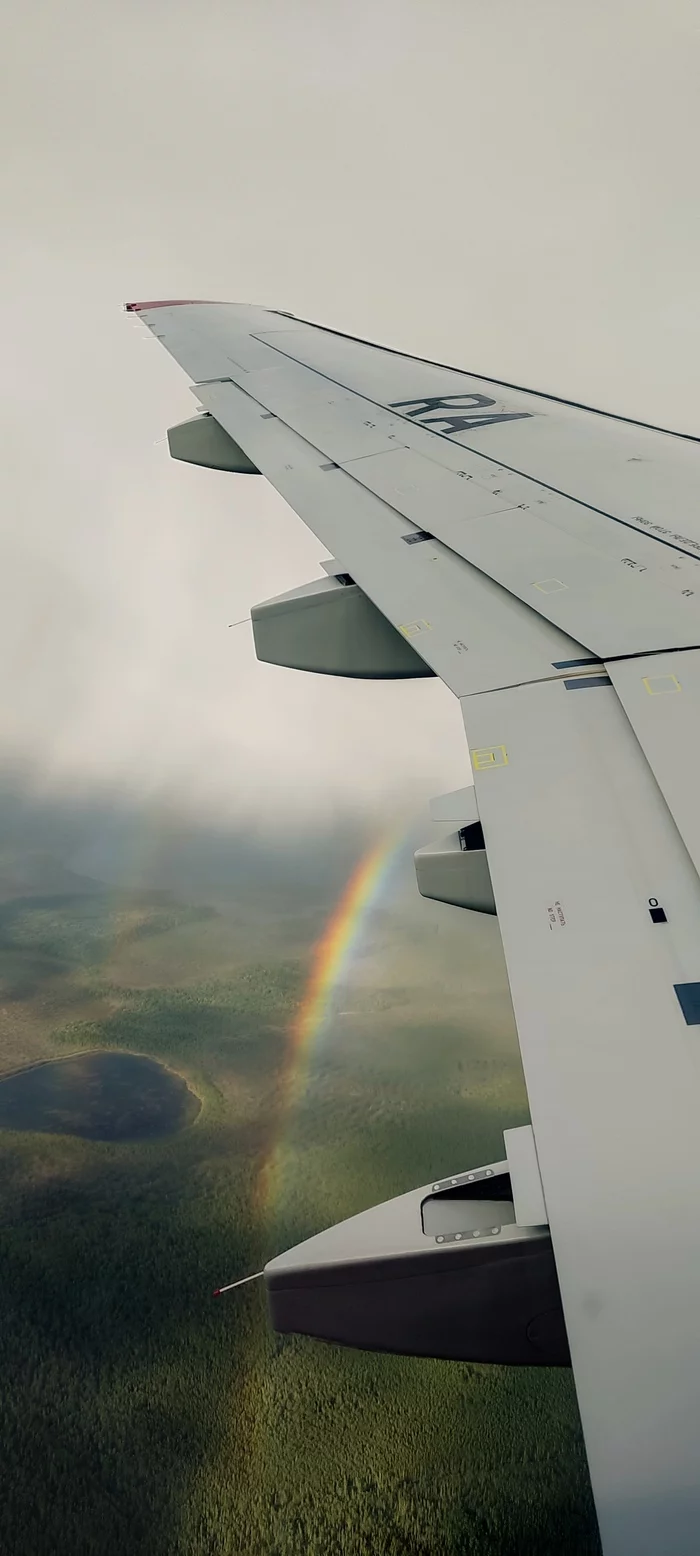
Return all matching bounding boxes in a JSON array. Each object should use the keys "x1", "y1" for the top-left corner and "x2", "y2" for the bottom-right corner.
[{"x1": 127, "y1": 298, "x2": 700, "y2": 1556}]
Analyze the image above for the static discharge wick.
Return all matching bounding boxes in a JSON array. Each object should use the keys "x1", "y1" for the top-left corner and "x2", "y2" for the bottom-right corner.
[
  {"x1": 212, "y1": 1270, "x2": 265, "y2": 1297},
  {"x1": 228, "y1": 617, "x2": 251, "y2": 628}
]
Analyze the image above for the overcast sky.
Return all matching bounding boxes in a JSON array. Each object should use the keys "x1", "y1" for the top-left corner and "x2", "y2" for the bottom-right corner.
[{"x1": 2, "y1": 0, "x2": 698, "y2": 832}]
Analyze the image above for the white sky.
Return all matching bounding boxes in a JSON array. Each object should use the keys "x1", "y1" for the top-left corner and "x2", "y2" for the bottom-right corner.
[{"x1": 2, "y1": 0, "x2": 699, "y2": 829}]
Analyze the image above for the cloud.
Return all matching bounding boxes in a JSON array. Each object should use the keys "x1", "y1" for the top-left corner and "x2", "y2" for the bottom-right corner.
[{"x1": 1, "y1": 0, "x2": 698, "y2": 825}]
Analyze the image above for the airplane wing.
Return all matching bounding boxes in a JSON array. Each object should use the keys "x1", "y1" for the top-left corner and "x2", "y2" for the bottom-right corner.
[{"x1": 127, "y1": 298, "x2": 700, "y2": 1556}]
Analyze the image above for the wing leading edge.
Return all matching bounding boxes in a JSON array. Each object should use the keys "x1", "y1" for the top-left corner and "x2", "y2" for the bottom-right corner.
[{"x1": 128, "y1": 299, "x2": 700, "y2": 1556}]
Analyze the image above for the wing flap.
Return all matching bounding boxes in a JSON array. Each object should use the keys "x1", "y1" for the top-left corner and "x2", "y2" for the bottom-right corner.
[
  {"x1": 464, "y1": 672, "x2": 700, "y2": 1555},
  {"x1": 607, "y1": 649, "x2": 700, "y2": 882},
  {"x1": 329, "y1": 447, "x2": 700, "y2": 656}
]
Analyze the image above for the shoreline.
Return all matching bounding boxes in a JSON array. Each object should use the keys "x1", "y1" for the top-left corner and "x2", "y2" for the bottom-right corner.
[{"x1": 0, "y1": 1046, "x2": 204, "y2": 1131}]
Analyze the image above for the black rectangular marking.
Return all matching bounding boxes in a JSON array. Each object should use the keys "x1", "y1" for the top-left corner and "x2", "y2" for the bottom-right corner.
[
  {"x1": 459, "y1": 822, "x2": 485, "y2": 852},
  {"x1": 674, "y1": 983, "x2": 700, "y2": 1024},
  {"x1": 552, "y1": 657, "x2": 600, "y2": 669},
  {"x1": 649, "y1": 906, "x2": 668, "y2": 924},
  {"x1": 563, "y1": 675, "x2": 612, "y2": 690},
  {"x1": 402, "y1": 530, "x2": 433, "y2": 545},
  {"x1": 320, "y1": 461, "x2": 339, "y2": 471}
]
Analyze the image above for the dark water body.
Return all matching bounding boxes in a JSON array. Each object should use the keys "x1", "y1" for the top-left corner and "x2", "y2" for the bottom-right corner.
[{"x1": 0, "y1": 1052, "x2": 201, "y2": 1141}]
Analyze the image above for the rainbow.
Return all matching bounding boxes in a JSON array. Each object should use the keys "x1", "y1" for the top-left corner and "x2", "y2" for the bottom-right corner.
[{"x1": 256, "y1": 829, "x2": 404, "y2": 1215}]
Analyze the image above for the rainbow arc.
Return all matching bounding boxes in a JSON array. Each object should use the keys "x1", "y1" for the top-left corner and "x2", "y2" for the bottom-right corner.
[{"x1": 256, "y1": 831, "x2": 404, "y2": 1214}]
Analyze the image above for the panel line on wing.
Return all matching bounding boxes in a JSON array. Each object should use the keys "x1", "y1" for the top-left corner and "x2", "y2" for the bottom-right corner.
[{"x1": 607, "y1": 647, "x2": 700, "y2": 885}]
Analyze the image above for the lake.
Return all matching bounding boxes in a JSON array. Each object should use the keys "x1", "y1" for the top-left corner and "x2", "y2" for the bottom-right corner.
[{"x1": 0, "y1": 1051, "x2": 201, "y2": 1141}]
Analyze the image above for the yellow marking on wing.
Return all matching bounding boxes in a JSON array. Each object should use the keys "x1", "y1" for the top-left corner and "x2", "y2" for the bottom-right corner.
[
  {"x1": 643, "y1": 674, "x2": 681, "y2": 694},
  {"x1": 472, "y1": 746, "x2": 508, "y2": 770},
  {"x1": 399, "y1": 619, "x2": 432, "y2": 637}
]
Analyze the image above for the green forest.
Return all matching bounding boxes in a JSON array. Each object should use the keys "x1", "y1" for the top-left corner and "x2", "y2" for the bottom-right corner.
[{"x1": 0, "y1": 847, "x2": 601, "y2": 1556}]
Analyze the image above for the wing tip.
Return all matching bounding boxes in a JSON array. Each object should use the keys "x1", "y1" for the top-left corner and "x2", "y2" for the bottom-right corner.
[{"x1": 123, "y1": 298, "x2": 222, "y2": 313}]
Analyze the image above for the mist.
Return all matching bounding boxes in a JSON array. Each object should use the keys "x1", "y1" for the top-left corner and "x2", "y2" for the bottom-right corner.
[{"x1": 2, "y1": 0, "x2": 698, "y2": 830}]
